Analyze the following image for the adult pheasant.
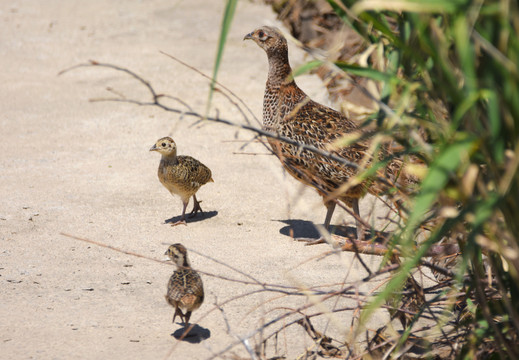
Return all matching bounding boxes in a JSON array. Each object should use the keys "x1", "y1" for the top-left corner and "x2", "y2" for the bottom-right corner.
[{"x1": 244, "y1": 26, "x2": 417, "y2": 240}]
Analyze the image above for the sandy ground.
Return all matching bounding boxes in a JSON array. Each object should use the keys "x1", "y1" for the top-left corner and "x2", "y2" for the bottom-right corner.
[{"x1": 1, "y1": 1, "x2": 389, "y2": 359}]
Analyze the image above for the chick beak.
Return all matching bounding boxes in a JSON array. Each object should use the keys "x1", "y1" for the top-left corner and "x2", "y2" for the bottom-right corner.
[
  {"x1": 243, "y1": 32, "x2": 254, "y2": 41},
  {"x1": 149, "y1": 144, "x2": 158, "y2": 152}
]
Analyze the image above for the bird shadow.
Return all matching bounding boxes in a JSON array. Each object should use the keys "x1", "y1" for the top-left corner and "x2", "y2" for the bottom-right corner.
[
  {"x1": 164, "y1": 210, "x2": 218, "y2": 225},
  {"x1": 276, "y1": 219, "x2": 390, "y2": 242},
  {"x1": 276, "y1": 219, "x2": 357, "y2": 239},
  {"x1": 171, "y1": 323, "x2": 211, "y2": 343}
]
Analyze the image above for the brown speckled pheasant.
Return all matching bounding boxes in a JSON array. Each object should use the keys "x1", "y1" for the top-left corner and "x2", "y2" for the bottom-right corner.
[
  {"x1": 244, "y1": 26, "x2": 417, "y2": 240},
  {"x1": 165, "y1": 243, "x2": 204, "y2": 326},
  {"x1": 150, "y1": 137, "x2": 213, "y2": 226}
]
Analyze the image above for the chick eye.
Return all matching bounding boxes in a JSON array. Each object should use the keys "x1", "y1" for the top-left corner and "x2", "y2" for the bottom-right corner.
[{"x1": 161, "y1": 142, "x2": 166, "y2": 147}]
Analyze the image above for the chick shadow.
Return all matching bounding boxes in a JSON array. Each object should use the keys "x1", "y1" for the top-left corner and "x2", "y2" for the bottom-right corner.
[
  {"x1": 171, "y1": 323, "x2": 211, "y2": 343},
  {"x1": 164, "y1": 210, "x2": 218, "y2": 225}
]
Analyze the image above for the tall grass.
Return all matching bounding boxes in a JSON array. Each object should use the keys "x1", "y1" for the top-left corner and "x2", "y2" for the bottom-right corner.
[
  {"x1": 317, "y1": 0, "x2": 519, "y2": 357},
  {"x1": 206, "y1": 0, "x2": 238, "y2": 115},
  {"x1": 214, "y1": 0, "x2": 518, "y2": 356}
]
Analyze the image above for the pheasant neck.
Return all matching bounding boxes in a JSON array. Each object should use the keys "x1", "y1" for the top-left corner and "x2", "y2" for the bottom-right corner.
[
  {"x1": 161, "y1": 154, "x2": 178, "y2": 165},
  {"x1": 266, "y1": 49, "x2": 294, "y2": 87},
  {"x1": 182, "y1": 257, "x2": 191, "y2": 268}
]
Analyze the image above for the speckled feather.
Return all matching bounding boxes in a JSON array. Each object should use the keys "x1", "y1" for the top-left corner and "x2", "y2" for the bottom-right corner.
[
  {"x1": 164, "y1": 244, "x2": 204, "y2": 325},
  {"x1": 158, "y1": 155, "x2": 213, "y2": 202},
  {"x1": 150, "y1": 136, "x2": 213, "y2": 225},
  {"x1": 166, "y1": 268, "x2": 204, "y2": 312},
  {"x1": 246, "y1": 26, "x2": 417, "y2": 207}
]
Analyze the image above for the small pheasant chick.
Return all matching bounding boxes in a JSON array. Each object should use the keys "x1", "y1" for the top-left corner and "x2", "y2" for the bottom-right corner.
[
  {"x1": 165, "y1": 243, "x2": 204, "y2": 326},
  {"x1": 150, "y1": 137, "x2": 214, "y2": 226}
]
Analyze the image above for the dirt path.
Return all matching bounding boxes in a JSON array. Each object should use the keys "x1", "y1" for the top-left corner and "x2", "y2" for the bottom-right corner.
[{"x1": 1, "y1": 1, "x2": 386, "y2": 358}]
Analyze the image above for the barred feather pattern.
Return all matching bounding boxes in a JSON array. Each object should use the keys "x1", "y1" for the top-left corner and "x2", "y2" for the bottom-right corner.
[
  {"x1": 166, "y1": 268, "x2": 204, "y2": 312},
  {"x1": 158, "y1": 155, "x2": 213, "y2": 203},
  {"x1": 164, "y1": 243, "x2": 204, "y2": 325},
  {"x1": 248, "y1": 26, "x2": 418, "y2": 208}
]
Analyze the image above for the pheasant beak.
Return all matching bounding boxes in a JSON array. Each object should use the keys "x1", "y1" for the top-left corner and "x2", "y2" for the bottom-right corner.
[
  {"x1": 243, "y1": 32, "x2": 254, "y2": 41},
  {"x1": 163, "y1": 250, "x2": 171, "y2": 261},
  {"x1": 149, "y1": 144, "x2": 158, "y2": 152}
]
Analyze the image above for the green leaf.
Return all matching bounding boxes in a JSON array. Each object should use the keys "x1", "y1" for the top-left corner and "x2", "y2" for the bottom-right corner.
[
  {"x1": 404, "y1": 136, "x2": 475, "y2": 243},
  {"x1": 334, "y1": 61, "x2": 399, "y2": 83},
  {"x1": 206, "y1": 0, "x2": 238, "y2": 115},
  {"x1": 352, "y1": 0, "x2": 470, "y2": 14},
  {"x1": 291, "y1": 60, "x2": 323, "y2": 78},
  {"x1": 360, "y1": 137, "x2": 476, "y2": 326},
  {"x1": 453, "y1": 14, "x2": 476, "y2": 93}
]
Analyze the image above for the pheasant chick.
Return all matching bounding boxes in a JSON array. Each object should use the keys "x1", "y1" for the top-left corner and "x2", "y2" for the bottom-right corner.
[
  {"x1": 150, "y1": 136, "x2": 213, "y2": 226},
  {"x1": 165, "y1": 243, "x2": 204, "y2": 326}
]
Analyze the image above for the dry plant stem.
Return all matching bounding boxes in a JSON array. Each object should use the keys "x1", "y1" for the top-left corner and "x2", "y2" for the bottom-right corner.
[
  {"x1": 208, "y1": 265, "x2": 405, "y2": 359},
  {"x1": 60, "y1": 232, "x2": 168, "y2": 265},
  {"x1": 187, "y1": 246, "x2": 263, "y2": 286},
  {"x1": 59, "y1": 61, "x2": 411, "y2": 195},
  {"x1": 159, "y1": 50, "x2": 262, "y2": 127},
  {"x1": 263, "y1": 310, "x2": 355, "y2": 348},
  {"x1": 64, "y1": 232, "x2": 407, "y2": 299},
  {"x1": 61, "y1": 233, "x2": 297, "y2": 292},
  {"x1": 60, "y1": 233, "x2": 343, "y2": 357},
  {"x1": 57, "y1": 60, "x2": 474, "y2": 356},
  {"x1": 329, "y1": 233, "x2": 457, "y2": 277},
  {"x1": 473, "y1": 265, "x2": 517, "y2": 358},
  {"x1": 62, "y1": 233, "x2": 452, "y2": 358},
  {"x1": 241, "y1": 275, "x2": 402, "y2": 324},
  {"x1": 185, "y1": 249, "x2": 368, "y2": 296},
  {"x1": 490, "y1": 256, "x2": 519, "y2": 335},
  {"x1": 232, "y1": 151, "x2": 272, "y2": 155},
  {"x1": 296, "y1": 315, "x2": 341, "y2": 354},
  {"x1": 62, "y1": 60, "x2": 420, "y2": 257},
  {"x1": 215, "y1": 301, "x2": 259, "y2": 360},
  {"x1": 61, "y1": 235, "x2": 379, "y2": 308}
]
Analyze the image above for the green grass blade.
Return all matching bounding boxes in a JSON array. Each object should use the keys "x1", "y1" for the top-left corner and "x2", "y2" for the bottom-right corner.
[
  {"x1": 453, "y1": 14, "x2": 476, "y2": 93},
  {"x1": 206, "y1": 0, "x2": 238, "y2": 115},
  {"x1": 352, "y1": 0, "x2": 470, "y2": 14},
  {"x1": 359, "y1": 137, "x2": 476, "y2": 326},
  {"x1": 291, "y1": 60, "x2": 323, "y2": 78},
  {"x1": 335, "y1": 61, "x2": 401, "y2": 83}
]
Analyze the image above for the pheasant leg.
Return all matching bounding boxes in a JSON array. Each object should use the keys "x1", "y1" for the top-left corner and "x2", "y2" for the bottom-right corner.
[
  {"x1": 323, "y1": 201, "x2": 336, "y2": 229},
  {"x1": 296, "y1": 201, "x2": 337, "y2": 245},
  {"x1": 352, "y1": 198, "x2": 364, "y2": 241}
]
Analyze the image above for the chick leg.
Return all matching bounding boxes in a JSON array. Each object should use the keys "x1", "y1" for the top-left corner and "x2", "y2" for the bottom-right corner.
[
  {"x1": 169, "y1": 201, "x2": 188, "y2": 226},
  {"x1": 172, "y1": 307, "x2": 185, "y2": 324},
  {"x1": 188, "y1": 194, "x2": 204, "y2": 218},
  {"x1": 184, "y1": 311, "x2": 192, "y2": 326}
]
